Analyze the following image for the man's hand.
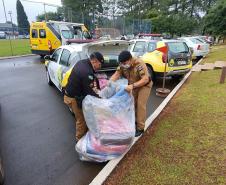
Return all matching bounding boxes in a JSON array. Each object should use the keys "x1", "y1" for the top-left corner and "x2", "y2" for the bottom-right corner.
[{"x1": 125, "y1": 84, "x2": 133, "y2": 93}]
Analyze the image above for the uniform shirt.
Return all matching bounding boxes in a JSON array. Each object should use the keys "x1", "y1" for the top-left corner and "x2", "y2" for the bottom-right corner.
[
  {"x1": 116, "y1": 58, "x2": 149, "y2": 85},
  {"x1": 65, "y1": 59, "x2": 100, "y2": 98}
]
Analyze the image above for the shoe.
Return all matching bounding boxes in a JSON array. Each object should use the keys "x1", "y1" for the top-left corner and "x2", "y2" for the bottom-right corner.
[
  {"x1": 135, "y1": 129, "x2": 144, "y2": 137},
  {"x1": 75, "y1": 139, "x2": 79, "y2": 144}
]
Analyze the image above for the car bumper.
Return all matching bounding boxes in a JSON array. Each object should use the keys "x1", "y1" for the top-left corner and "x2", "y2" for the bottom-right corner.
[
  {"x1": 194, "y1": 50, "x2": 209, "y2": 57},
  {"x1": 156, "y1": 69, "x2": 191, "y2": 77},
  {"x1": 31, "y1": 49, "x2": 53, "y2": 56}
]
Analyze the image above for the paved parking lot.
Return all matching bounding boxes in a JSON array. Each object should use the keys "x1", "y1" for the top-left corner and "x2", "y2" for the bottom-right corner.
[{"x1": 0, "y1": 56, "x2": 178, "y2": 185}]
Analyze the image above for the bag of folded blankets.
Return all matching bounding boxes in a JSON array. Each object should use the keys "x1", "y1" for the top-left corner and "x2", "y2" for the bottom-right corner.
[{"x1": 75, "y1": 80, "x2": 135, "y2": 162}]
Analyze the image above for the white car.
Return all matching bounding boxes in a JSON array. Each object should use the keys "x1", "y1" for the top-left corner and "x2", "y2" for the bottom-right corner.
[
  {"x1": 45, "y1": 40, "x2": 129, "y2": 92},
  {"x1": 178, "y1": 37, "x2": 209, "y2": 59}
]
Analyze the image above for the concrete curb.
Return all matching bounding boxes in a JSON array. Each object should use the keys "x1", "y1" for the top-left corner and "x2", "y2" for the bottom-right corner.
[
  {"x1": 0, "y1": 54, "x2": 36, "y2": 60},
  {"x1": 89, "y1": 58, "x2": 204, "y2": 185}
]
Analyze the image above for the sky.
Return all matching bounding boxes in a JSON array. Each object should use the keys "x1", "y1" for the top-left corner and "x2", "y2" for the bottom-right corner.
[{"x1": 0, "y1": 0, "x2": 62, "y2": 24}]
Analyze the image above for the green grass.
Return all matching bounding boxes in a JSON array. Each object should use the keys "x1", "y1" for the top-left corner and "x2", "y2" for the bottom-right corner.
[
  {"x1": 105, "y1": 46, "x2": 226, "y2": 185},
  {"x1": 201, "y1": 44, "x2": 226, "y2": 64},
  {"x1": 0, "y1": 39, "x2": 31, "y2": 57}
]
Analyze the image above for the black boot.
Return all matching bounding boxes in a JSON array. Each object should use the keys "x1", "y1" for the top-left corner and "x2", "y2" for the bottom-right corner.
[{"x1": 135, "y1": 129, "x2": 144, "y2": 137}]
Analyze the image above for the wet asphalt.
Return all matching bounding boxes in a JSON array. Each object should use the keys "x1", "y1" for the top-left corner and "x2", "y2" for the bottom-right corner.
[{"x1": 0, "y1": 56, "x2": 179, "y2": 185}]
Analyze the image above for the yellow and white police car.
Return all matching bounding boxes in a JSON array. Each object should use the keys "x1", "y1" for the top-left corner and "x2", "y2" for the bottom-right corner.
[
  {"x1": 44, "y1": 40, "x2": 130, "y2": 92},
  {"x1": 129, "y1": 39, "x2": 193, "y2": 81}
]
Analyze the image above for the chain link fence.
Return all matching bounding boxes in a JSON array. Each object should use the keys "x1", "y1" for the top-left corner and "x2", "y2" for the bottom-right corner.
[
  {"x1": 0, "y1": 18, "x2": 152, "y2": 57},
  {"x1": 93, "y1": 16, "x2": 152, "y2": 40}
]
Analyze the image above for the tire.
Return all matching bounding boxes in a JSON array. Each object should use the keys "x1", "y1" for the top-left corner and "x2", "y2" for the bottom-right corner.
[
  {"x1": 40, "y1": 55, "x2": 45, "y2": 59},
  {"x1": 0, "y1": 158, "x2": 4, "y2": 185},
  {"x1": 147, "y1": 65, "x2": 155, "y2": 83},
  {"x1": 46, "y1": 70, "x2": 53, "y2": 86}
]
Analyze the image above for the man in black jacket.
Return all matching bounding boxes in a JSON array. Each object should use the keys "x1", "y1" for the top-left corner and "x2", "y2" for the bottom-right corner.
[{"x1": 64, "y1": 52, "x2": 104, "y2": 141}]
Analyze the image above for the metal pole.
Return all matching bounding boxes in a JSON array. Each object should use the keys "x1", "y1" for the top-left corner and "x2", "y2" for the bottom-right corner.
[
  {"x1": 43, "y1": 3, "x2": 47, "y2": 21},
  {"x1": 2, "y1": 0, "x2": 7, "y2": 22},
  {"x1": 70, "y1": 8, "x2": 72, "y2": 22},
  {"x1": 162, "y1": 59, "x2": 167, "y2": 88},
  {"x1": 8, "y1": 11, "x2": 14, "y2": 56}
]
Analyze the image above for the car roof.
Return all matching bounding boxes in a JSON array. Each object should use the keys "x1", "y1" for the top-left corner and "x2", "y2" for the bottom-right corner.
[
  {"x1": 163, "y1": 39, "x2": 184, "y2": 43},
  {"x1": 130, "y1": 39, "x2": 158, "y2": 42},
  {"x1": 59, "y1": 44, "x2": 84, "y2": 52},
  {"x1": 59, "y1": 40, "x2": 130, "y2": 53}
]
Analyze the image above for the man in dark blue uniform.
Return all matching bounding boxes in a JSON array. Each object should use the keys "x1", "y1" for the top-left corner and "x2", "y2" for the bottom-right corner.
[{"x1": 64, "y1": 52, "x2": 104, "y2": 141}]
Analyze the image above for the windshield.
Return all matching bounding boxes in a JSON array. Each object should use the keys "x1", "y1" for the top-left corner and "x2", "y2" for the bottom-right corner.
[
  {"x1": 60, "y1": 24, "x2": 91, "y2": 39},
  {"x1": 167, "y1": 42, "x2": 189, "y2": 53},
  {"x1": 61, "y1": 30, "x2": 74, "y2": 39}
]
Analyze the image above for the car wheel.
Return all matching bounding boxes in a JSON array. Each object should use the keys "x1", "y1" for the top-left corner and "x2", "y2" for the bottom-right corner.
[
  {"x1": 46, "y1": 70, "x2": 53, "y2": 86},
  {"x1": 0, "y1": 158, "x2": 4, "y2": 185},
  {"x1": 147, "y1": 66, "x2": 156, "y2": 82}
]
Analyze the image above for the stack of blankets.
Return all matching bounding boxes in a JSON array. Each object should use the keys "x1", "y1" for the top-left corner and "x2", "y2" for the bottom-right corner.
[{"x1": 76, "y1": 81, "x2": 135, "y2": 162}]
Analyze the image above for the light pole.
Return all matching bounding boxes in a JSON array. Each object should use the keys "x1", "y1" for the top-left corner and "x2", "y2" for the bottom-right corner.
[
  {"x1": 8, "y1": 11, "x2": 13, "y2": 36},
  {"x1": 1, "y1": 0, "x2": 7, "y2": 22},
  {"x1": 8, "y1": 11, "x2": 14, "y2": 55},
  {"x1": 21, "y1": 0, "x2": 62, "y2": 22}
]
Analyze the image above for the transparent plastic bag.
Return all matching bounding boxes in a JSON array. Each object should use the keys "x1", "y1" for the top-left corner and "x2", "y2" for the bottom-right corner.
[
  {"x1": 82, "y1": 85, "x2": 135, "y2": 142},
  {"x1": 75, "y1": 132, "x2": 130, "y2": 162},
  {"x1": 77, "y1": 84, "x2": 135, "y2": 162},
  {"x1": 98, "y1": 78, "x2": 128, "y2": 99}
]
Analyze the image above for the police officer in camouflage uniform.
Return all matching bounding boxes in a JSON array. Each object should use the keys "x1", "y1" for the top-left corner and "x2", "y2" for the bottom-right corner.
[
  {"x1": 110, "y1": 50, "x2": 152, "y2": 137},
  {"x1": 64, "y1": 52, "x2": 104, "y2": 142}
]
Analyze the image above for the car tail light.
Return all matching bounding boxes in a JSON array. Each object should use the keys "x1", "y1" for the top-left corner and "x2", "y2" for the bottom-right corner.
[
  {"x1": 197, "y1": 45, "x2": 201, "y2": 50},
  {"x1": 48, "y1": 40, "x2": 52, "y2": 51},
  {"x1": 162, "y1": 53, "x2": 168, "y2": 63}
]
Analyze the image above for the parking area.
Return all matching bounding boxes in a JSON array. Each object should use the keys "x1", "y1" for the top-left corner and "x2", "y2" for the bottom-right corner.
[{"x1": 0, "y1": 56, "x2": 180, "y2": 185}]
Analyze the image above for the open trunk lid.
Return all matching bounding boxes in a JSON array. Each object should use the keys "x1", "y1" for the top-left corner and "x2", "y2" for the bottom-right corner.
[{"x1": 84, "y1": 40, "x2": 130, "y2": 71}]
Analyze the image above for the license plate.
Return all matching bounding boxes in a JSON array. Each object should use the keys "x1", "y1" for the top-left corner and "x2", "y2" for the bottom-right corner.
[{"x1": 177, "y1": 60, "x2": 187, "y2": 65}]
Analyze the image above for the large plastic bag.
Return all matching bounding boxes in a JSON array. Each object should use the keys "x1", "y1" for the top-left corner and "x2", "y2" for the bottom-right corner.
[
  {"x1": 98, "y1": 78, "x2": 128, "y2": 99},
  {"x1": 76, "y1": 83, "x2": 135, "y2": 162},
  {"x1": 82, "y1": 85, "x2": 135, "y2": 142},
  {"x1": 76, "y1": 132, "x2": 130, "y2": 162}
]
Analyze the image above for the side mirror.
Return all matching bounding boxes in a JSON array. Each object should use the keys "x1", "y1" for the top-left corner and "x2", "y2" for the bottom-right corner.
[{"x1": 44, "y1": 55, "x2": 52, "y2": 60}]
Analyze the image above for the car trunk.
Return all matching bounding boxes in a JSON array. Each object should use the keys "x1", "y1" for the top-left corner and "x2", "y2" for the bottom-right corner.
[
  {"x1": 85, "y1": 40, "x2": 130, "y2": 71},
  {"x1": 166, "y1": 42, "x2": 191, "y2": 67}
]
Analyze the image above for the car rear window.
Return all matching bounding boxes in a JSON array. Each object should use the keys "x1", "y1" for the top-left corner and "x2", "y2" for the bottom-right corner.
[
  {"x1": 167, "y1": 42, "x2": 189, "y2": 53},
  {"x1": 190, "y1": 38, "x2": 203, "y2": 44},
  {"x1": 39, "y1": 29, "x2": 46, "y2": 38},
  {"x1": 133, "y1": 41, "x2": 146, "y2": 52},
  {"x1": 195, "y1": 38, "x2": 205, "y2": 43},
  {"x1": 31, "y1": 29, "x2": 38, "y2": 38}
]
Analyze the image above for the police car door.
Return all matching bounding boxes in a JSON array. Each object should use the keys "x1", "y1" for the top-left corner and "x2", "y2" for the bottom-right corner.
[
  {"x1": 56, "y1": 49, "x2": 71, "y2": 90},
  {"x1": 48, "y1": 48, "x2": 62, "y2": 87}
]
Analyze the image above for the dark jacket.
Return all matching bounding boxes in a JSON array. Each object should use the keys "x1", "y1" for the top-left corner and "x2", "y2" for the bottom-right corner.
[{"x1": 65, "y1": 59, "x2": 100, "y2": 100}]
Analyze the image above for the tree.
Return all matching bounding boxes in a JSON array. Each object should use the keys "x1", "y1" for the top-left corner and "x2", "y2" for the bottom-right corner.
[
  {"x1": 36, "y1": 10, "x2": 63, "y2": 22},
  {"x1": 204, "y1": 0, "x2": 226, "y2": 38},
  {"x1": 16, "y1": 0, "x2": 30, "y2": 34},
  {"x1": 62, "y1": 0, "x2": 103, "y2": 29}
]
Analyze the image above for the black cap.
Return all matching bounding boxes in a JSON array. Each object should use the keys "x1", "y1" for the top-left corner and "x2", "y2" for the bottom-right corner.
[
  {"x1": 118, "y1": 50, "x2": 132, "y2": 63},
  {"x1": 90, "y1": 52, "x2": 104, "y2": 64}
]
